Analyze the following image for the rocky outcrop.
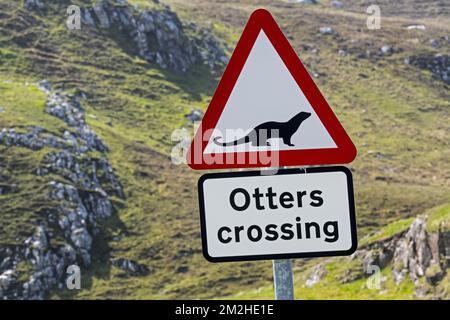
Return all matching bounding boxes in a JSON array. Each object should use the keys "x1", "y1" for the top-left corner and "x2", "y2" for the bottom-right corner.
[
  {"x1": 405, "y1": 54, "x2": 450, "y2": 85},
  {"x1": 45, "y1": 90, "x2": 108, "y2": 153},
  {"x1": 380, "y1": 45, "x2": 394, "y2": 56},
  {"x1": 0, "y1": 270, "x2": 17, "y2": 297},
  {"x1": 0, "y1": 81, "x2": 124, "y2": 299},
  {"x1": 39, "y1": 150, "x2": 123, "y2": 197},
  {"x1": 0, "y1": 127, "x2": 67, "y2": 151},
  {"x1": 392, "y1": 218, "x2": 446, "y2": 287},
  {"x1": 331, "y1": 1, "x2": 344, "y2": 9},
  {"x1": 87, "y1": 0, "x2": 228, "y2": 72},
  {"x1": 356, "y1": 216, "x2": 448, "y2": 297},
  {"x1": 111, "y1": 258, "x2": 150, "y2": 277},
  {"x1": 26, "y1": 0, "x2": 228, "y2": 73},
  {"x1": 305, "y1": 264, "x2": 327, "y2": 288},
  {"x1": 21, "y1": 226, "x2": 77, "y2": 299}
]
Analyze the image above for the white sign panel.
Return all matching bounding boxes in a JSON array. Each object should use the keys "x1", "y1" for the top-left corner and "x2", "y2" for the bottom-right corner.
[{"x1": 198, "y1": 166, "x2": 357, "y2": 262}]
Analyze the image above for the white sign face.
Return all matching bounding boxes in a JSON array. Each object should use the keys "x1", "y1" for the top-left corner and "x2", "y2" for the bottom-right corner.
[
  {"x1": 203, "y1": 31, "x2": 337, "y2": 155},
  {"x1": 198, "y1": 166, "x2": 357, "y2": 262}
]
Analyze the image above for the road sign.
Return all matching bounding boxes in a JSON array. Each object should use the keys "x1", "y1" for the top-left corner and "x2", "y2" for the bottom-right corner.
[
  {"x1": 197, "y1": 166, "x2": 357, "y2": 262},
  {"x1": 187, "y1": 9, "x2": 357, "y2": 170}
]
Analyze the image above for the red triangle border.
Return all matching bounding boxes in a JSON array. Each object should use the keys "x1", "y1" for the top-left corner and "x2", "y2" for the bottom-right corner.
[{"x1": 187, "y1": 9, "x2": 357, "y2": 170}]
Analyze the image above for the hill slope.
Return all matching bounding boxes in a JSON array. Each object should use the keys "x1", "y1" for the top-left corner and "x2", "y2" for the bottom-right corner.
[{"x1": 0, "y1": 0, "x2": 449, "y2": 299}]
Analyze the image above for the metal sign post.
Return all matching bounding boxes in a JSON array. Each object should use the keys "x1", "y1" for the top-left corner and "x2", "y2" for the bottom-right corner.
[
  {"x1": 272, "y1": 166, "x2": 294, "y2": 301},
  {"x1": 272, "y1": 259, "x2": 294, "y2": 300}
]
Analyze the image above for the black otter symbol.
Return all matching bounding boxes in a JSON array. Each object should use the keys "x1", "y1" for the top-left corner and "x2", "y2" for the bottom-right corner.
[{"x1": 213, "y1": 111, "x2": 311, "y2": 147}]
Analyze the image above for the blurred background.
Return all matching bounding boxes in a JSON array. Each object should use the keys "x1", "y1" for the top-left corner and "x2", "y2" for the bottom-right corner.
[{"x1": 0, "y1": 0, "x2": 448, "y2": 299}]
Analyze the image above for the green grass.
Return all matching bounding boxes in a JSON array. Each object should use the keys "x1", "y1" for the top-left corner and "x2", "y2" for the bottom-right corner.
[
  {"x1": 126, "y1": 0, "x2": 164, "y2": 10},
  {"x1": 226, "y1": 258, "x2": 417, "y2": 300}
]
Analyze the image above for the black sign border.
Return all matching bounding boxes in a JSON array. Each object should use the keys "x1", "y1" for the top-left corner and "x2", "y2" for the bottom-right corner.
[{"x1": 197, "y1": 166, "x2": 357, "y2": 263}]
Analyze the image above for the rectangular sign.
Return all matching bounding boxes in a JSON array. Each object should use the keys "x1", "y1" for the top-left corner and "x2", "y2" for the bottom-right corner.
[{"x1": 198, "y1": 166, "x2": 357, "y2": 262}]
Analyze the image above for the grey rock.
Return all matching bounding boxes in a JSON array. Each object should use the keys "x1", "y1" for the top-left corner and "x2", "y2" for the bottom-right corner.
[
  {"x1": 24, "y1": 0, "x2": 44, "y2": 10},
  {"x1": 41, "y1": 151, "x2": 123, "y2": 198},
  {"x1": 0, "y1": 81, "x2": 125, "y2": 299},
  {"x1": 44, "y1": 91, "x2": 108, "y2": 152},
  {"x1": 118, "y1": 10, "x2": 135, "y2": 28},
  {"x1": 331, "y1": 0, "x2": 344, "y2": 9},
  {"x1": 380, "y1": 45, "x2": 393, "y2": 55},
  {"x1": 21, "y1": 225, "x2": 75, "y2": 300},
  {"x1": 37, "y1": 80, "x2": 51, "y2": 94},
  {"x1": 406, "y1": 54, "x2": 450, "y2": 84},
  {"x1": 71, "y1": 228, "x2": 92, "y2": 252},
  {"x1": 0, "y1": 270, "x2": 16, "y2": 291},
  {"x1": 80, "y1": 0, "x2": 227, "y2": 72},
  {"x1": 392, "y1": 217, "x2": 441, "y2": 285},
  {"x1": 82, "y1": 8, "x2": 96, "y2": 28},
  {"x1": 84, "y1": 193, "x2": 113, "y2": 219},
  {"x1": 185, "y1": 109, "x2": 203, "y2": 122},
  {"x1": 176, "y1": 265, "x2": 189, "y2": 273},
  {"x1": 60, "y1": 245, "x2": 77, "y2": 263},
  {"x1": 362, "y1": 244, "x2": 394, "y2": 271},
  {"x1": 0, "y1": 256, "x2": 13, "y2": 270},
  {"x1": 430, "y1": 39, "x2": 440, "y2": 48},
  {"x1": 441, "y1": 231, "x2": 450, "y2": 265},
  {"x1": 425, "y1": 262, "x2": 445, "y2": 285},
  {"x1": 289, "y1": 0, "x2": 318, "y2": 4},
  {"x1": 0, "y1": 126, "x2": 67, "y2": 151},
  {"x1": 353, "y1": 214, "x2": 448, "y2": 298},
  {"x1": 111, "y1": 258, "x2": 150, "y2": 276},
  {"x1": 404, "y1": 24, "x2": 426, "y2": 30},
  {"x1": 93, "y1": 1, "x2": 111, "y2": 28}
]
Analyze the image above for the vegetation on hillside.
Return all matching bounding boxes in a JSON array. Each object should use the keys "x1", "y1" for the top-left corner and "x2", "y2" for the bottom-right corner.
[{"x1": 0, "y1": 0, "x2": 448, "y2": 299}]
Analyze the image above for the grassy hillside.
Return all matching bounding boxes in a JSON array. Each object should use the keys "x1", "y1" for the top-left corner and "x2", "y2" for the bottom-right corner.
[
  {"x1": 226, "y1": 204, "x2": 450, "y2": 300},
  {"x1": 0, "y1": 0, "x2": 449, "y2": 299}
]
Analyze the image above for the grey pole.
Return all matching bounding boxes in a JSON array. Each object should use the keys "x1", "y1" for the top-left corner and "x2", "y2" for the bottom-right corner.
[{"x1": 272, "y1": 259, "x2": 294, "y2": 300}]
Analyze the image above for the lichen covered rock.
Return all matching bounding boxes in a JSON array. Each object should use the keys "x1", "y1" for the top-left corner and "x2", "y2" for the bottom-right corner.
[{"x1": 0, "y1": 81, "x2": 124, "y2": 299}]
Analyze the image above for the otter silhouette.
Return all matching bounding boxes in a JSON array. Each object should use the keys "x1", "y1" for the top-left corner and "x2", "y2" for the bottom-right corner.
[{"x1": 213, "y1": 111, "x2": 311, "y2": 147}]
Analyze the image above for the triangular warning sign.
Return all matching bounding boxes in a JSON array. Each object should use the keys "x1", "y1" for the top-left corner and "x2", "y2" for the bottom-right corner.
[{"x1": 187, "y1": 9, "x2": 357, "y2": 170}]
